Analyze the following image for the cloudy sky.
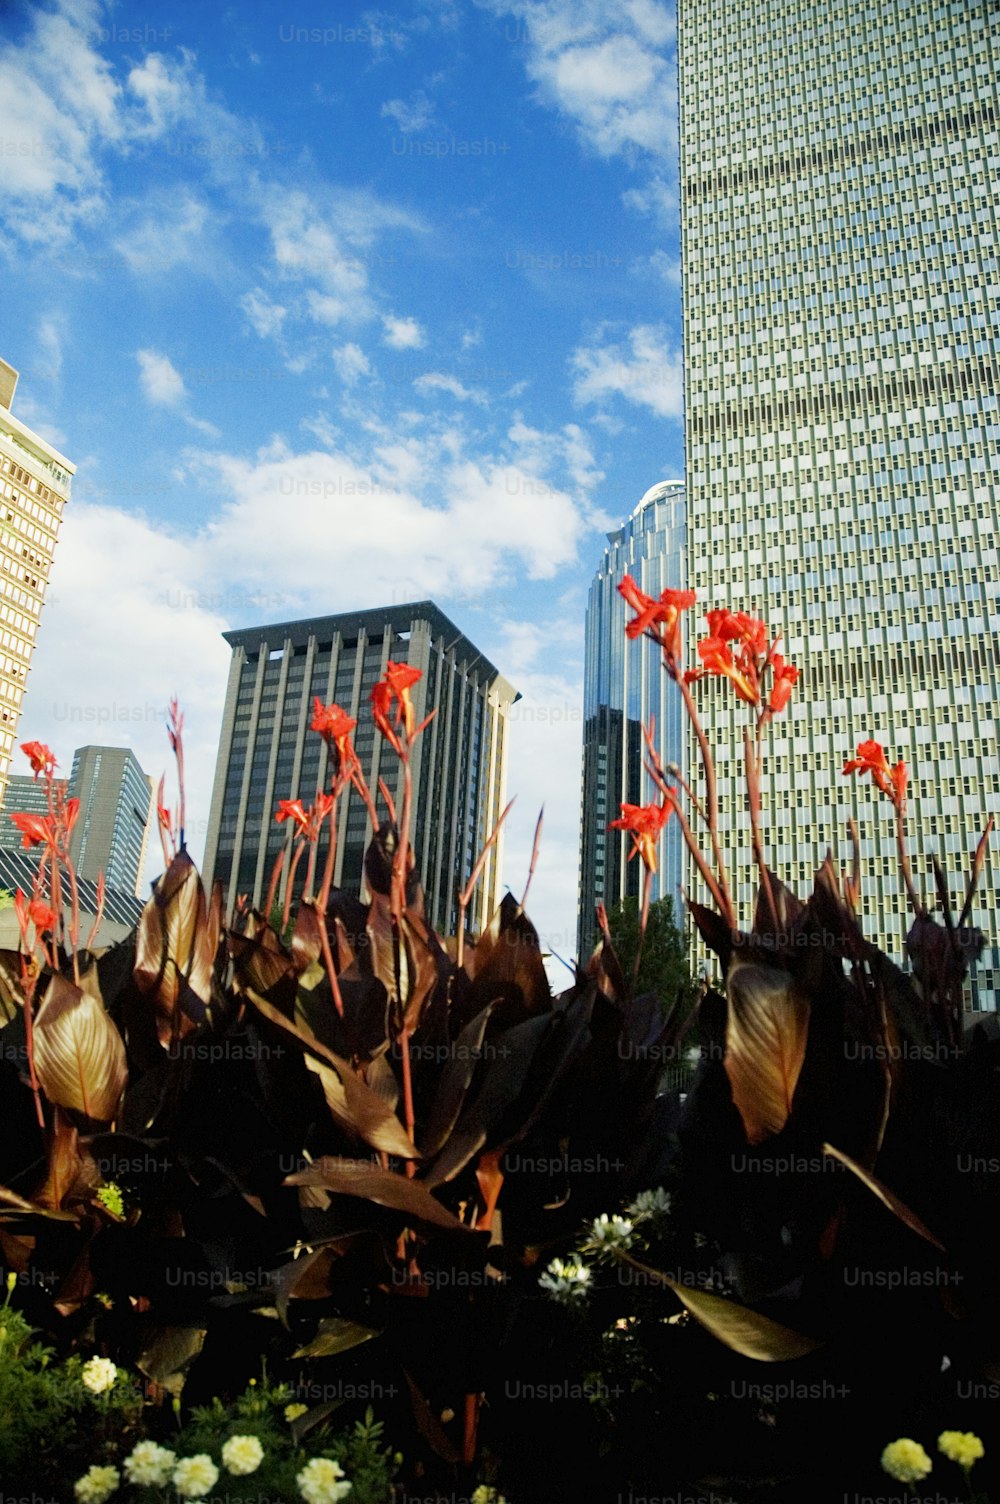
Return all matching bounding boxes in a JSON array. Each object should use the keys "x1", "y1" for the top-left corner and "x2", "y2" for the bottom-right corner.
[{"x1": 0, "y1": 0, "x2": 684, "y2": 965}]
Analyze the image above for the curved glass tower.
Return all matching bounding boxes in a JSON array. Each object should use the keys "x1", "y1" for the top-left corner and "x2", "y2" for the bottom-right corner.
[{"x1": 579, "y1": 480, "x2": 687, "y2": 957}]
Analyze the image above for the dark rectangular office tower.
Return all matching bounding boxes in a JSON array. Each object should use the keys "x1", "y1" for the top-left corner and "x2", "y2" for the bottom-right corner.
[{"x1": 203, "y1": 603, "x2": 518, "y2": 935}]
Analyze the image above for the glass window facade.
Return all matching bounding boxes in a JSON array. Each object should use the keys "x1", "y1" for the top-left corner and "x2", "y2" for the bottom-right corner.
[
  {"x1": 679, "y1": 0, "x2": 1000, "y2": 1006},
  {"x1": 579, "y1": 481, "x2": 687, "y2": 956}
]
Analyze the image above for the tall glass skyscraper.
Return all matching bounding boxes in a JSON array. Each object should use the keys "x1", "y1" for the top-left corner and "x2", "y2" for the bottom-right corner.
[
  {"x1": 204, "y1": 602, "x2": 517, "y2": 936},
  {"x1": 679, "y1": 0, "x2": 999, "y2": 1003},
  {"x1": 579, "y1": 480, "x2": 687, "y2": 956}
]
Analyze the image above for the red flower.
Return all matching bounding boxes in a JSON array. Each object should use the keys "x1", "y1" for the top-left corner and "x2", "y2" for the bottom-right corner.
[
  {"x1": 695, "y1": 636, "x2": 760, "y2": 705},
  {"x1": 768, "y1": 653, "x2": 799, "y2": 715},
  {"x1": 14, "y1": 888, "x2": 58, "y2": 940},
  {"x1": 65, "y1": 798, "x2": 80, "y2": 835},
  {"x1": 618, "y1": 576, "x2": 696, "y2": 661},
  {"x1": 275, "y1": 794, "x2": 334, "y2": 841},
  {"x1": 705, "y1": 609, "x2": 769, "y2": 657},
  {"x1": 21, "y1": 741, "x2": 57, "y2": 778},
  {"x1": 10, "y1": 812, "x2": 53, "y2": 849},
  {"x1": 372, "y1": 661, "x2": 423, "y2": 745},
  {"x1": 608, "y1": 797, "x2": 675, "y2": 874},
  {"x1": 310, "y1": 698, "x2": 358, "y2": 771},
  {"x1": 843, "y1": 739, "x2": 908, "y2": 807},
  {"x1": 275, "y1": 799, "x2": 310, "y2": 835}
]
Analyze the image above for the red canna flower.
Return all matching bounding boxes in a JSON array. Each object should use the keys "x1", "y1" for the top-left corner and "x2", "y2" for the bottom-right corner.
[
  {"x1": 768, "y1": 653, "x2": 799, "y2": 715},
  {"x1": 370, "y1": 678, "x2": 399, "y2": 751},
  {"x1": 695, "y1": 636, "x2": 760, "y2": 705},
  {"x1": 384, "y1": 660, "x2": 422, "y2": 737},
  {"x1": 310, "y1": 698, "x2": 358, "y2": 771},
  {"x1": 608, "y1": 797, "x2": 676, "y2": 874},
  {"x1": 275, "y1": 799, "x2": 310, "y2": 835},
  {"x1": 21, "y1": 741, "x2": 57, "y2": 778},
  {"x1": 705, "y1": 609, "x2": 769, "y2": 657},
  {"x1": 10, "y1": 811, "x2": 54, "y2": 849},
  {"x1": 64, "y1": 797, "x2": 80, "y2": 835},
  {"x1": 619, "y1": 576, "x2": 696, "y2": 661},
  {"x1": 843, "y1": 739, "x2": 908, "y2": 808},
  {"x1": 14, "y1": 888, "x2": 58, "y2": 940}
]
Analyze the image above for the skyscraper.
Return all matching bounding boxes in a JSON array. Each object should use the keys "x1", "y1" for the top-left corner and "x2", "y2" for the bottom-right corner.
[
  {"x1": 204, "y1": 603, "x2": 518, "y2": 935},
  {"x1": 67, "y1": 746, "x2": 155, "y2": 897},
  {"x1": 579, "y1": 480, "x2": 687, "y2": 956},
  {"x1": 0, "y1": 357, "x2": 73, "y2": 806},
  {"x1": 679, "y1": 1, "x2": 999, "y2": 1003},
  {"x1": 0, "y1": 747, "x2": 154, "y2": 897}
]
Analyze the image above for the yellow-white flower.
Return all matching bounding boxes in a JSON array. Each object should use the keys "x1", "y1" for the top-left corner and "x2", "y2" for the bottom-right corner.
[
  {"x1": 222, "y1": 1434, "x2": 265, "y2": 1475},
  {"x1": 73, "y1": 1465, "x2": 120, "y2": 1503},
  {"x1": 939, "y1": 1430, "x2": 985, "y2": 1469},
  {"x1": 881, "y1": 1438, "x2": 933, "y2": 1484},
  {"x1": 297, "y1": 1455, "x2": 353, "y2": 1503},
  {"x1": 471, "y1": 1488, "x2": 507, "y2": 1504},
  {"x1": 172, "y1": 1454, "x2": 220, "y2": 1498},
  {"x1": 123, "y1": 1440, "x2": 176, "y2": 1485},
  {"x1": 81, "y1": 1357, "x2": 118, "y2": 1394},
  {"x1": 285, "y1": 1402, "x2": 309, "y2": 1422}
]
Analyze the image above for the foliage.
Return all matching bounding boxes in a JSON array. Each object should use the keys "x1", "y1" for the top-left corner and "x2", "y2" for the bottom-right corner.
[{"x1": 601, "y1": 894, "x2": 698, "y2": 1019}]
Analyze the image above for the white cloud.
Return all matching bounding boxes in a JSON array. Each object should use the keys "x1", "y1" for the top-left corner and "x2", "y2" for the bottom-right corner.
[
  {"x1": 333, "y1": 343, "x2": 371, "y2": 386},
  {"x1": 382, "y1": 315, "x2": 425, "y2": 350},
  {"x1": 136, "y1": 349, "x2": 221, "y2": 438},
  {"x1": 650, "y1": 248, "x2": 681, "y2": 286},
  {"x1": 113, "y1": 189, "x2": 213, "y2": 273},
  {"x1": 0, "y1": 0, "x2": 121, "y2": 244},
  {"x1": 380, "y1": 91, "x2": 435, "y2": 134},
  {"x1": 483, "y1": 0, "x2": 676, "y2": 160},
  {"x1": 20, "y1": 501, "x2": 231, "y2": 880},
  {"x1": 494, "y1": 664, "x2": 584, "y2": 963},
  {"x1": 137, "y1": 349, "x2": 187, "y2": 408},
  {"x1": 622, "y1": 173, "x2": 677, "y2": 225},
  {"x1": 413, "y1": 372, "x2": 487, "y2": 405},
  {"x1": 571, "y1": 324, "x2": 683, "y2": 419},
  {"x1": 241, "y1": 287, "x2": 288, "y2": 340}
]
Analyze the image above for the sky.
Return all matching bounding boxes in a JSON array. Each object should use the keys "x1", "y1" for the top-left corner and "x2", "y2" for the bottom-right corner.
[{"x1": 0, "y1": 0, "x2": 684, "y2": 967}]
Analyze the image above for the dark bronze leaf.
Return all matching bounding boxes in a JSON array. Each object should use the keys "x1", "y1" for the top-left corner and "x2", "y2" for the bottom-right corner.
[
  {"x1": 245, "y1": 988, "x2": 418, "y2": 1159},
  {"x1": 420, "y1": 1002, "x2": 497, "y2": 1160},
  {"x1": 724, "y1": 959, "x2": 810, "y2": 1144},
  {"x1": 33, "y1": 972, "x2": 128, "y2": 1123},
  {"x1": 134, "y1": 850, "x2": 217, "y2": 1047},
  {"x1": 293, "y1": 1316, "x2": 380, "y2": 1359},
  {"x1": 822, "y1": 1142, "x2": 947, "y2": 1252},
  {"x1": 284, "y1": 1157, "x2": 470, "y2": 1233},
  {"x1": 616, "y1": 1251, "x2": 823, "y2": 1361}
]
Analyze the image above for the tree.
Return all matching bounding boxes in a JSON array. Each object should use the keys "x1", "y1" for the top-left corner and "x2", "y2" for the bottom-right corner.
[{"x1": 601, "y1": 894, "x2": 698, "y2": 1014}]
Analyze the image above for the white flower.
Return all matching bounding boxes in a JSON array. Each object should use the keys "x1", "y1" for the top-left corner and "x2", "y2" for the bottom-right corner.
[
  {"x1": 586, "y1": 1213, "x2": 634, "y2": 1251},
  {"x1": 123, "y1": 1440, "x2": 177, "y2": 1485},
  {"x1": 471, "y1": 1488, "x2": 507, "y2": 1504},
  {"x1": 538, "y1": 1256, "x2": 592, "y2": 1302},
  {"x1": 626, "y1": 1187, "x2": 672, "y2": 1221},
  {"x1": 73, "y1": 1465, "x2": 120, "y2": 1504},
  {"x1": 222, "y1": 1433, "x2": 265, "y2": 1475},
  {"x1": 297, "y1": 1454, "x2": 353, "y2": 1503},
  {"x1": 172, "y1": 1454, "x2": 220, "y2": 1498},
  {"x1": 81, "y1": 1356, "x2": 118, "y2": 1394}
]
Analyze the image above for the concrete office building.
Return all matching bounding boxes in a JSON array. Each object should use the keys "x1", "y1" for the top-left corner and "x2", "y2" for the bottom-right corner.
[{"x1": 204, "y1": 603, "x2": 518, "y2": 935}]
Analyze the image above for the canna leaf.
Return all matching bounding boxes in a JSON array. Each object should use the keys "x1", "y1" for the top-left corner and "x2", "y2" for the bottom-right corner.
[
  {"x1": 33, "y1": 972, "x2": 127, "y2": 1123},
  {"x1": 822, "y1": 1141, "x2": 947, "y2": 1252},
  {"x1": 134, "y1": 850, "x2": 217, "y2": 1047},
  {"x1": 616, "y1": 1251, "x2": 823, "y2": 1361},
  {"x1": 724, "y1": 959, "x2": 810, "y2": 1144},
  {"x1": 284, "y1": 1157, "x2": 470, "y2": 1233}
]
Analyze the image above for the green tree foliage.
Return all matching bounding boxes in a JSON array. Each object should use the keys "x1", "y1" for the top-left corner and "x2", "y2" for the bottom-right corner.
[{"x1": 602, "y1": 895, "x2": 698, "y2": 1014}]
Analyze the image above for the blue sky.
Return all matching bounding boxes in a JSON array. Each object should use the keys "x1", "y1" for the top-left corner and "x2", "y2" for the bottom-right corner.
[{"x1": 0, "y1": 0, "x2": 683, "y2": 962}]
